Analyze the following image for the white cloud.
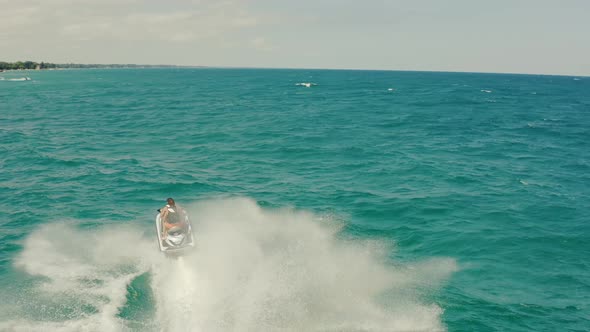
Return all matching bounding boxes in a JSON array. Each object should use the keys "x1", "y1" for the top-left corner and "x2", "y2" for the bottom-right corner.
[{"x1": 0, "y1": 0, "x2": 263, "y2": 43}]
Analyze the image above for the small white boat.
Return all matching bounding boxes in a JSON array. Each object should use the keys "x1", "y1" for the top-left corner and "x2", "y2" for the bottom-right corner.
[{"x1": 155, "y1": 208, "x2": 195, "y2": 255}]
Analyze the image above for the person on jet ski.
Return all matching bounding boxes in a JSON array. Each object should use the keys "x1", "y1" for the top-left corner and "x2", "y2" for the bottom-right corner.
[{"x1": 160, "y1": 198, "x2": 187, "y2": 237}]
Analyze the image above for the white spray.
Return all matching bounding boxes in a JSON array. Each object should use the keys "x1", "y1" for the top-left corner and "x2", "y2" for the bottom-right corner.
[{"x1": 4, "y1": 198, "x2": 457, "y2": 331}]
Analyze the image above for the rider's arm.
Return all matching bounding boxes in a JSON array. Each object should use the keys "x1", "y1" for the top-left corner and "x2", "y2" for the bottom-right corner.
[
  {"x1": 160, "y1": 207, "x2": 168, "y2": 222},
  {"x1": 160, "y1": 207, "x2": 168, "y2": 235}
]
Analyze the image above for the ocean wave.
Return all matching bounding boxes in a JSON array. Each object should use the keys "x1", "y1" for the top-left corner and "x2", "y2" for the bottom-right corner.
[
  {"x1": 295, "y1": 82, "x2": 316, "y2": 88},
  {"x1": 0, "y1": 77, "x2": 32, "y2": 82}
]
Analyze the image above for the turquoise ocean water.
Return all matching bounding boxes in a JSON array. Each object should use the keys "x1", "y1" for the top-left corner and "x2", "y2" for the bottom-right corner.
[{"x1": 0, "y1": 68, "x2": 588, "y2": 331}]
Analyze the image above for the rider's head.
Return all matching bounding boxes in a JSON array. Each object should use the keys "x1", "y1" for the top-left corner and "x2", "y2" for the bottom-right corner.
[{"x1": 167, "y1": 198, "x2": 175, "y2": 206}]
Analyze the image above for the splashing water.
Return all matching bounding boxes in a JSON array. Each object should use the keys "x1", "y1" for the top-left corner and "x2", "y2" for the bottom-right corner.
[{"x1": 3, "y1": 198, "x2": 456, "y2": 331}]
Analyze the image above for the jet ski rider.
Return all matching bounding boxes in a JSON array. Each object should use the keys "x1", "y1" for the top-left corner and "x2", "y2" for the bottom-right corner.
[{"x1": 160, "y1": 198, "x2": 187, "y2": 237}]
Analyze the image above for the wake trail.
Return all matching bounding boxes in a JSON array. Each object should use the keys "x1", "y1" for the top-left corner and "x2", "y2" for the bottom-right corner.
[
  {"x1": 152, "y1": 256, "x2": 202, "y2": 332},
  {"x1": 4, "y1": 197, "x2": 457, "y2": 332}
]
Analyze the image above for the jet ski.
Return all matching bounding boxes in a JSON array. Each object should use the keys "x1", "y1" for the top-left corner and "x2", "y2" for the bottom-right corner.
[{"x1": 155, "y1": 206, "x2": 195, "y2": 255}]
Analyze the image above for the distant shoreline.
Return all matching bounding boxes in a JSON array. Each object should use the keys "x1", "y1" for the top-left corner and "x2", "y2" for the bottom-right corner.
[
  {"x1": 0, "y1": 61, "x2": 204, "y2": 71},
  {"x1": 0, "y1": 66, "x2": 204, "y2": 73},
  {"x1": 0, "y1": 62, "x2": 586, "y2": 78}
]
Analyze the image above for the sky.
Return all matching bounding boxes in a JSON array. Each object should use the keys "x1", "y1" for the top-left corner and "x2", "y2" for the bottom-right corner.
[{"x1": 1, "y1": 0, "x2": 589, "y2": 76}]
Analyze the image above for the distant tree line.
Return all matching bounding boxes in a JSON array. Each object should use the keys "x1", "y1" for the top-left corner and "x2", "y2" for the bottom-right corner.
[
  {"x1": 0, "y1": 61, "x2": 185, "y2": 70},
  {"x1": 0, "y1": 61, "x2": 41, "y2": 70}
]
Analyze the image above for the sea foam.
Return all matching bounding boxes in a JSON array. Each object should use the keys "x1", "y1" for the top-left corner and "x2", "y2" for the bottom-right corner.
[{"x1": 5, "y1": 198, "x2": 456, "y2": 331}]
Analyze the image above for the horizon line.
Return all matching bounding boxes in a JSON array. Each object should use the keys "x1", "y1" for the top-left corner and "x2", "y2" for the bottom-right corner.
[{"x1": 2, "y1": 61, "x2": 588, "y2": 78}]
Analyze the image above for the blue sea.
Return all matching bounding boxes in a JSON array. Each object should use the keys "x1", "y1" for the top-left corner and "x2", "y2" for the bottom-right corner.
[{"x1": 0, "y1": 68, "x2": 588, "y2": 331}]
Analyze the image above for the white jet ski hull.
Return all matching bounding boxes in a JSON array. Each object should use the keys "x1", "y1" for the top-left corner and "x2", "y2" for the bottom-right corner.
[{"x1": 155, "y1": 213, "x2": 195, "y2": 254}]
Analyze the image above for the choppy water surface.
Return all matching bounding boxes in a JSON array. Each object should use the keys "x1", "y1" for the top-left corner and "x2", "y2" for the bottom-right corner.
[{"x1": 0, "y1": 69, "x2": 588, "y2": 331}]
